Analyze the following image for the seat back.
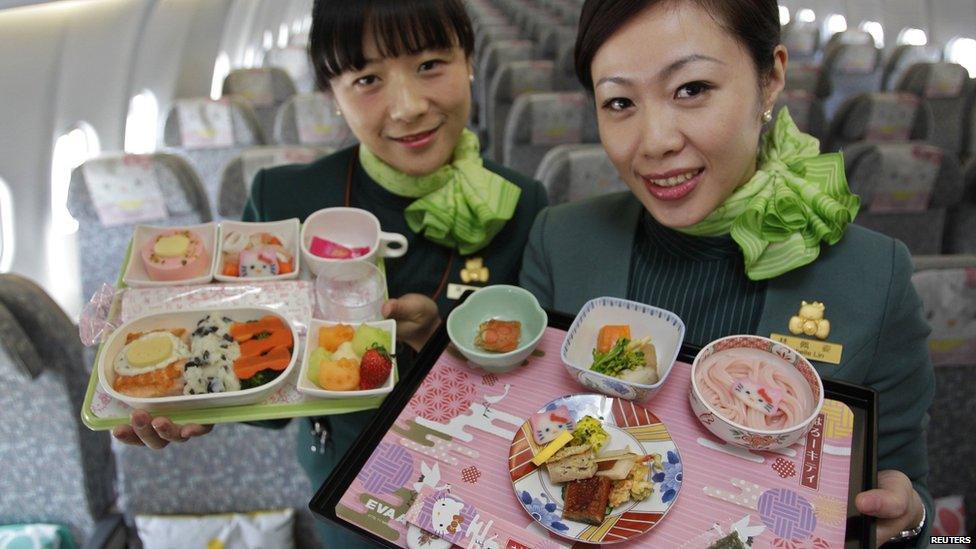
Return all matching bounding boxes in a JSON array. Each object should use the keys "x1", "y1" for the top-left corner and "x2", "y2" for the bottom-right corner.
[
  {"x1": 273, "y1": 92, "x2": 353, "y2": 148},
  {"x1": 162, "y1": 96, "x2": 265, "y2": 218},
  {"x1": 826, "y1": 92, "x2": 931, "y2": 152},
  {"x1": 222, "y1": 68, "x2": 297, "y2": 140},
  {"x1": 774, "y1": 90, "x2": 828, "y2": 141},
  {"x1": 66, "y1": 153, "x2": 211, "y2": 302},
  {"x1": 782, "y1": 21, "x2": 821, "y2": 64},
  {"x1": 476, "y1": 39, "x2": 534, "y2": 129},
  {"x1": 486, "y1": 60, "x2": 556, "y2": 161},
  {"x1": 898, "y1": 62, "x2": 974, "y2": 157},
  {"x1": 883, "y1": 44, "x2": 942, "y2": 91},
  {"x1": 266, "y1": 46, "x2": 316, "y2": 93},
  {"x1": 785, "y1": 63, "x2": 829, "y2": 98},
  {"x1": 535, "y1": 144, "x2": 629, "y2": 205},
  {"x1": 0, "y1": 274, "x2": 114, "y2": 544},
  {"x1": 912, "y1": 261, "x2": 976, "y2": 535},
  {"x1": 821, "y1": 43, "x2": 883, "y2": 119},
  {"x1": 844, "y1": 142, "x2": 964, "y2": 254},
  {"x1": 218, "y1": 145, "x2": 331, "y2": 219},
  {"x1": 503, "y1": 91, "x2": 598, "y2": 176},
  {"x1": 474, "y1": 24, "x2": 521, "y2": 69},
  {"x1": 945, "y1": 159, "x2": 976, "y2": 254},
  {"x1": 534, "y1": 24, "x2": 574, "y2": 59}
]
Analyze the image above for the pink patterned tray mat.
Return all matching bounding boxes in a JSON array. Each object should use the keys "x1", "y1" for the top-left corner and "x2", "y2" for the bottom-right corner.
[{"x1": 338, "y1": 328, "x2": 855, "y2": 548}]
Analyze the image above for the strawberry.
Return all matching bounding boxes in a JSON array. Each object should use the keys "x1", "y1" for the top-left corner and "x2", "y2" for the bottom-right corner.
[{"x1": 359, "y1": 343, "x2": 392, "y2": 390}]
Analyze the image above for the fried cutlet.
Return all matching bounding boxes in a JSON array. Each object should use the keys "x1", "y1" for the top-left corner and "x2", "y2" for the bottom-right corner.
[{"x1": 562, "y1": 476, "x2": 612, "y2": 525}]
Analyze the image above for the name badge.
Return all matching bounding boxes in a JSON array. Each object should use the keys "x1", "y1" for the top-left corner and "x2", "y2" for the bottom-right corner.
[
  {"x1": 770, "y1": 333, "x2": 843, "y2": 365},
  {"x1": 447, "y1": 283, "x2": 482, "y2": 300}
]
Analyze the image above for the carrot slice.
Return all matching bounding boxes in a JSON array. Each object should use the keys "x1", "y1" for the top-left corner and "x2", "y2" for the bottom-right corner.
[
  {"x1": 597, "y1": 325, "x2": 631, "y2": 354},
  {"x1": 222, "y1": 263, "x2": 239, "y2": 277},
  {"x1": 234, "y1": 345, "x2": 291, "y2": 379},
  {"x1": 278, "y1": 261, "x2": 293, "y2": 274},
  {"x1": 230, "y1": 316, "x2": 286, "y2": 342},
  {"x1": 239, "y1": 328, "x2": 293, "y2": 357}
]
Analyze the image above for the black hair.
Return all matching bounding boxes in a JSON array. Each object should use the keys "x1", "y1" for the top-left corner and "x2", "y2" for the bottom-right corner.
[
  {"x1": 308, "y1": 0, "x2": 475, "y2": 90},
  {"x1": 574, "y1": 0, "x2": 781, "y2": 91}
]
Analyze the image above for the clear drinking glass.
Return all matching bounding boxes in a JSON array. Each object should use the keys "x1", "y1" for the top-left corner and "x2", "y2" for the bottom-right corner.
[{"x1": 314, "y1": 260, "x2": 386, "y2": 322}]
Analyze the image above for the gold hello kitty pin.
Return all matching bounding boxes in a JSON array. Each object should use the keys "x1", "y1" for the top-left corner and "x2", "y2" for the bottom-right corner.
[{"x1": 770, "y1": 301, "x2": 843, "y2": 365}]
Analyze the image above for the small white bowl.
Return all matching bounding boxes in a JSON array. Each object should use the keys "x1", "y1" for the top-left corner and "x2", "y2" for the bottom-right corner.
[
  {"x1": 123, "y1": 222, "x2": 217, "y2": 287},
  {"x1": 561, "y1": 297, "x2": 685, "y2": 401},
  {"x1": 98, "y1": 306, "x2": 298, "y2": 411},
  {"x1": 214, "y1": 219, "x2": 301, "y2": 282},
  {"x1": 297, "y1": 318, "x2": 397, "y2": 398},
  {"x1": 689, "y1": 335, "x2": 825, "y2": 450}
]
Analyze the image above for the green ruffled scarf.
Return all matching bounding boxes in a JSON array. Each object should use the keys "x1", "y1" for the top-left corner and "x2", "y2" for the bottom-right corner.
[
  {"x1": 358, "y1": 129, "x2": 521, "y2": 255},
  {"x1": 678, "y1": 108, "x2": 860, "y2": 280}
]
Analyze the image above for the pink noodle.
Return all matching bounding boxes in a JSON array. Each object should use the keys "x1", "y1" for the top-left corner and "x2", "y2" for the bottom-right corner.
[{"x1": 695, "y1": 348, "x2": 814, "y2": 429}]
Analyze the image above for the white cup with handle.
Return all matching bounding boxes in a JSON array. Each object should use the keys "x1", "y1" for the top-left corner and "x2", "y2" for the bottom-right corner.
[{"x1": 300, "y1": 207, "x2": 408, "y2": 277}]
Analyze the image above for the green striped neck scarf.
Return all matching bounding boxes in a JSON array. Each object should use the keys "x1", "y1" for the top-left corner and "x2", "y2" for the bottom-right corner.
[
  {"x1": 677, "y1": 108, "x2": 860, "y2": 281},
  {"x1": 359, "y1": 128, "x2": 522, "y2": 255}
]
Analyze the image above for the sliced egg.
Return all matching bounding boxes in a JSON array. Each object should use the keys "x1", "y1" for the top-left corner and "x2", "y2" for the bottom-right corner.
[{"x1": 114, "y1": 331, "x2": 190, "y2": 377}]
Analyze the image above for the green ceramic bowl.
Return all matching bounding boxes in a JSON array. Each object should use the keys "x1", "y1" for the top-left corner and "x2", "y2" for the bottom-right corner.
[{"x1": 446, "y1": 285, "x2": 548, "y2": 373}]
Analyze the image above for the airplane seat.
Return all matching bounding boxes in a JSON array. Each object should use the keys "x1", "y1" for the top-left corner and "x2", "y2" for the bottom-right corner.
[
  {"x1": 475, "y1": 39, "x2": 534, "y2": 134},
  {"x1": 485, "y1": 59, "x2": 557, "y2": 162},
  {"x1": 273, "y1": 92, "x2": 354, "y2": 149},
  {"x1": 882, "y1": 44, "x2": 943, "y2": 91},
  {"x1": 533, "y1": 24, "x2": 574, "y2": 60},
  {"x1": 785, "y1": 63, "x2": 831, "y2": 98},
  {"x1": 897, "y1": 62, "x2": 974, "y2": 158},
  {"x1": 552, "y1": 39, "x2": 581, "y2": 91},
  {"x1": 265, "y1": 46, "x2": 317, "y2": 94},
  {"x1": 222, "y1": 68, "x2": 298, "y2": 141},
  {"x1": 963, "y1": 85, "x2": 976, "y2": 165},
  {"x1": 843, "y1": 141, "x2": 964, "y2": 255},
  {"x1": 474, "y1": 24, "x2": 521, "y2": 69},
  {"x1": 821, "y1": 42, "x2": 884, "y2": 120},
  {"x1": 218, "y1": 145, "x2": 332, "y2": 219},
  {"x1": 911, "y1": 259, "x2": 976, "y2": 537},
  {"x1": 502, "y1": 91, "x2": 598, "y2": 177},
  {"x1": 534, "y1": 144, "x2": 629, "y2": 205},
  {"x1": 825, "y1": 92, "x2": 932, "y2": 152},
  {"x1": 0, "y1": 273, "x2": 123, "y2": 548},
  {"x1": 774, "y1": 90, "x2": 828, "y2": 142},
  {"x1": 781, "y1": 21, "x2": 821, "y2": 65},
  {"x1": 66, "y1": 153, "x2": 212, "y2": 304},
  {"x1": 944, "y1": 159, "x2": 976, "y2": 254},
  {"x1": 823, "y1": 29, "x2": 875, "y2": 55},
  {"x1": 162, "y1": 96, "x2": 265, "y2": 219}
]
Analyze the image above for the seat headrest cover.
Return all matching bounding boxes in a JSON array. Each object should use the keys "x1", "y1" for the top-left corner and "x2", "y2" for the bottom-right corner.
[
  {"x1": 925, "y1": 63, "x2": 969, "y2": 99},
  {"x1": 0, "y1": 301, "x2": 43, "y2": 381}
]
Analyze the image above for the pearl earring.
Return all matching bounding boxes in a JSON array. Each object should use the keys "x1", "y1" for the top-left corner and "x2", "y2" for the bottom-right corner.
[
  {"x1": 469, "y1": 74, "x2": 475, "y2": 83},
  {"x1": 762, "y1": 109, "x2": 773, "y2": 123},
  {"x1": 335, "y1": 109, "x2": 342, "y2": 117}
]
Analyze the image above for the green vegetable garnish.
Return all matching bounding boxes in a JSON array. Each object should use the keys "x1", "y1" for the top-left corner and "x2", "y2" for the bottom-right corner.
[
  {"x1": 590, "y1": 338, "x2": 645, "y2": 377},
  {"x1": 240, "y1": 368, "x2": 282, "y2": 390},
  {"x1": 571, "y1": 416, "x2": 609, "y2": 452}
]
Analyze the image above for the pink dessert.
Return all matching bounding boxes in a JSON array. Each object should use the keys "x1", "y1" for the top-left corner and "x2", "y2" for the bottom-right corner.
[
  {"x1": 140, "y1": 229, "x2": 209, "y2": 281},
  {"x1": 309, "y1": 236, "x2": 370, "y2": 259}
]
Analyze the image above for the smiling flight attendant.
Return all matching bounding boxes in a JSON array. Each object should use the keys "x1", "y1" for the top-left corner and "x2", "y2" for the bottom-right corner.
[
  {"x1": 518, "y1": 0, "x2": 934, "y2": 545},
  {"x1": 111, "y1": 1, "x2": 546, "y2": 546}
]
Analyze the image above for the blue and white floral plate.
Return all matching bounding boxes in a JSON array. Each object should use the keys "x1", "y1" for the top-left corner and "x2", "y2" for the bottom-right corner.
[{"x1": 508, "y1": 394, "x2": 682, "y2": 544}]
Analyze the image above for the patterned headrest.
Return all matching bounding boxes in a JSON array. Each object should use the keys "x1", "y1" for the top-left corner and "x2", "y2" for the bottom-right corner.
[
  {"x1": 924, "y1": 63, "x2": 969, "y2": 99},
  {"x1": 167, "y1": 97, "x2": 262, "y2": 149},
  {"x1": 832, "y1": 44, "x2": 879, "y2": 74},
  {"x1": 912, "y1": 267, "x2": 976, "y2": 366},
  {"x1": 783, "y1": 24, "x2": 819, "y2": 56},
  {"x1": 240, "y1": 146, "x2": 325, "y2": 190},
  {"x1": 777, "y1": 91, "x2": 815, "y2": 132},
  {"x1": 280, "y1": 93, "x2": 351, "y2": 146},
  {"x1": 0, "y1": 300, "x2": 42, "y2": 382},
  {"x1": 832, "y1": 30, "x2": 874, "y2": 47},
  {"x1": 524, "y1": 92, "x2": 587, "y2": 145},
  {"x1": 503, "y1": 61, "x2": 555, "y2": 98},
  {"x1": 566, "y1": 148, "x2": 628, "y2": 202},
  {"x1": 487, "y1": 40, "x2": 533, "y2": 67},
  {"x1": 266, "y1": 47, "x2": 313, "y2": 89},
  {"x1": 863, "y1": 93, "x2": 920, "y2": 141},
  {"x1": 867, "y1": 143, "x2": 943, "y2": 212},
  {"x1": 223, "y1": 68, "x2": 296, "y2": 107}
]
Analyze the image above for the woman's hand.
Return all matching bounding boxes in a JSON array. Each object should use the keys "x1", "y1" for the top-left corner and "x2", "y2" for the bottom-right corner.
[
  {"x1": 111, "y1": 409, "x2": 213, "y2": 450},
  {"x1": 382, "y1": 294, "x2": 441, "y2": 352},
  {"x1": 855, "y1": 469, "x2": 925, "y2": 544}
]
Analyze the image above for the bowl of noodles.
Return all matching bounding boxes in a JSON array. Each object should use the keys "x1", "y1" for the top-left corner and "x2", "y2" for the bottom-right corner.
[{"x1": 689, "y1": 335, "x2": 824, "y2": 450}]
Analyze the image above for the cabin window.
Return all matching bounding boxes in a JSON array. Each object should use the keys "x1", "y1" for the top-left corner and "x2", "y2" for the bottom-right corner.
[
  {"x1": 262, "y1": 30, "x2": 274, "y2": 51},
  {"x1": 51, "y1": 123, "x2": 100, "y2": 234},
  {"x1": 244, "y1": 46, "x2": 257, "y2": 68},
  {"x1": 124, "y1": 90, "x2": 158, "y2": 154},
  {"x1": 278, "y1": 23, "x2": 289, "y2": 49},
  {"x1": 897, "y1": 28, "x2": 928, "y2": 46},
  {"x1": 291, "y1": 19, "x2": 302, "y2": 35},
  {"x1": 0, "y1": 177, "x2": 13, "y2": 272},
  {"x1": 211, "y1": 52, "x2": 231, "y2": 100},
  {"x1": 823, "y1": 14, "x2": 848, "y2": 38},
  {"x1": 778, "y1": 5, "x2": 790, "y2": 26},
  {"x1": 797, "y1": 9, "x2": 816, "y2": 24},
  {"x1": 946, "y1": 37, "x2": 976, "y2": 77},
  {"x1": 859, "y1": 21, "x2": 885, "y2": 49}
]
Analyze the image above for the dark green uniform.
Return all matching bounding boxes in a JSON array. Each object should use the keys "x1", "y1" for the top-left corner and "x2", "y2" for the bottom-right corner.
[{"x1": 243, "y1": 145, "x2": 547, "y2": 547}]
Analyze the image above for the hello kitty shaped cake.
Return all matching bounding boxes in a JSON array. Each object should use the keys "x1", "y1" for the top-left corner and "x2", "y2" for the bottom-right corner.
[
  {"x1": 530, "y1": 405, "x2": 577, "y2": 445},
  {"x1": 239, "y1": 248, "x2": 280, "y2": 277}
]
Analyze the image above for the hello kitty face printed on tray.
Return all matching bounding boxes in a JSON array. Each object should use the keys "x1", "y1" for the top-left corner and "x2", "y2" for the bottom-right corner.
[{"x1": 529, "y1": 405, "x2": 577, "y2": 444}]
